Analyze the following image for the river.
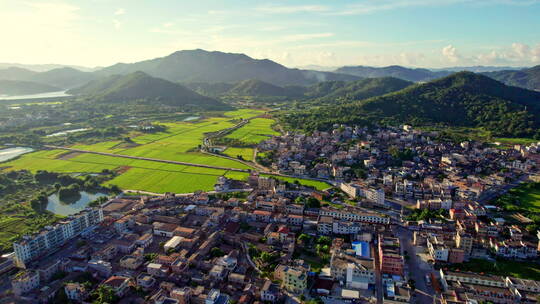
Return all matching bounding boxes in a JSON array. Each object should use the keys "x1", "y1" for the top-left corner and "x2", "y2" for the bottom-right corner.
[
  {"x1": 0, "y1": 147, "x2": 34, "y2": 162},
  {"x1": 0, "y1": 90, "x2": 71, "y2": 100}
]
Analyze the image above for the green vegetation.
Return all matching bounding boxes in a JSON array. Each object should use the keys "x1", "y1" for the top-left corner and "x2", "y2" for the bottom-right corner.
[
  {"x1": 495, "y1": 182, "x2": 540, "y2": 214},
  {"x1": 90, "y1": 285, "x2": 119, "y2": 304},
  {"x1": 2, "y1": 110, "x2": 267, "y2": 193},
  {"x1": 223, "y1": 147, "x2": 254, "y2": 161},
  {"x1": 493, "y1": 137, "x2": 539, "y2": 145},
  {"x1": 0, "y1": 171, "x2": 78, "y2": 252},
  {"x1": 224, "y1": 118, "x2": 279, "y2": 145},
  {"x1": 448, "y1": 258, "x2": 540, "y2": 281},
  {"x1": 306, "y1": 77, "x2": 413, "y2": 102},
  {"x1": 494, "y1": 182, "x2": 540, "y2": 232},
  {"x1": 407, "y1": 208, "x2": 448, "y2": 221},
  {"x1": 283, "y1": 72, "x2": 540, "y2": 138},
  {"x1": 0, "y1": 169, "x2": 116, "y2": 252},
  {"x1": 484, "y1": 65, "x2": 540, "y2": 92},
  {"x1": 227, "y1": 79, "x2": 303, "y2": 98},
  {"x1": 335, "y1": 65, "x2": 450, "y2": 82},
  {"x1": 261, "y1": 174, "x2": 331, "y2": 191}
]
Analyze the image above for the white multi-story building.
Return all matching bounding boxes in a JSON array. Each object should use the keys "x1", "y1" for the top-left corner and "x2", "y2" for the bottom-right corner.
[
  {"x1": 319, "y1": 208, "x2": 390, "y2": 225},
  {"x1": 13, "y1": 208, "x2": 103, "y2": 267},
  {"x1": 363, "y1": 188, "x2": 385, "y2": 206},
  {"x1": 427, "y1": 236, "x2": 449, "y2": 262}
]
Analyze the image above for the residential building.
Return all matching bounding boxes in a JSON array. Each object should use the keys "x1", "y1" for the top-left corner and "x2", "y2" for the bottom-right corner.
[{"x1": 13, "y1": 208, "x2": 104, "y2": 266}]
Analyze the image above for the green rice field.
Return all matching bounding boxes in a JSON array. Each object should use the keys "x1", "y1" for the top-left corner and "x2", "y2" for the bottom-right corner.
[
  {"x1": 225, "y1": 118, "x2": 279, "y2": 144},
  {"x1": 223, "y1": 147, "x2": 254, "y2": 161},
  {"x1": 2, "y1": 109, "x2": 328, "y2": 194}
]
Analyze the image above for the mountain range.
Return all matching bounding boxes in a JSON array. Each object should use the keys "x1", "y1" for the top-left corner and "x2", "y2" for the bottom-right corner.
[
  {"x1": 0, "y1": 63, "x2": 98, "y2": 72},
  {"x1": 284, "y1": 72, "x2": 540, "y2": 138},
  {"x1": 67, "y1": 71, "x2": 230, "y2": 110},
  {"x1": 0, "y1": 80, "x2": 61, "y2": 96},
  {"x1": 185, "y1": 77, "x2": 413, "y2": 103},
  {"x1": 0, "y1": 67, "x2": 96, "y2": 90},
  {"x1": 1, "y1": 49, "x2": 539, "y2": 95},
  {"x1": 97, "y1": 49, "x2": 360, "y2": 86}
]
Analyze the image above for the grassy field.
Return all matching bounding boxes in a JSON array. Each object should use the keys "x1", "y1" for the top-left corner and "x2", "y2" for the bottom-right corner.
[
  {"x1": 225, "y1": 118, "x2": 279, "y2": 144},
  {"x1": 65, "y1": 111, "x2": 266, "y2": 169},
  {"x1": 509, "y1": 183, "x2": 540, "y2": 213},
  {"x1": 262, "y1": 174, "x2": 331, "y2": 191},
  {"x1": 3, "y1": 148, "x2": 247, "y2": 193},
  {"x1": 223, "y1": 147, "x2": 254, "y2": 161},
  {"x1": 493, "y1": 137, "x2": 539, "y2": 145}
]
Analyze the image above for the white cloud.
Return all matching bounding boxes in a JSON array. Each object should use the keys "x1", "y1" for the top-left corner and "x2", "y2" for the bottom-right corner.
[
  {"x1": 114, "y1": 8, "x2": 125, "y2": 16},
  {"x1": 442, "y1": 45, "x2": 461, "y2": 63},
  {"x1": 512, "y1": 42, "x2": 531, "y2": 58}
]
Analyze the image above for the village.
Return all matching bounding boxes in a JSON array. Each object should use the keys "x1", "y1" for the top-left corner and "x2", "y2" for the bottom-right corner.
[{"x1": 3, "y1": 124, "x2": 540, "y2": 304}]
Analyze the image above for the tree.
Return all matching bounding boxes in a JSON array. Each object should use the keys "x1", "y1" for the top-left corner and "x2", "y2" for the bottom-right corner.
[
  {"x1": 110, "y1": 184, "x2": 121, "y2": 193},
  {"x1": 306, "y1": 197, "x2": 321, "y2": 208},
  {"x1": 92, "y1": 285, "x2": 118, "y2": 304},
  {"x1": 317, "y1": 236, "x2": 332, "y2": 246},
  {"x1": 210, "y1": 247, "x2": 225, "y2": 258},
  {"x1": 298, "y1": 233, "x2": 311, "y2": 244}
]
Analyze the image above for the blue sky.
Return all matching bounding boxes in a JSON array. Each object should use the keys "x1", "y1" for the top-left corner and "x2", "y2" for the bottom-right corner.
[{"x1": 1, "y1": 0, "x2": 539, "y2": 68}]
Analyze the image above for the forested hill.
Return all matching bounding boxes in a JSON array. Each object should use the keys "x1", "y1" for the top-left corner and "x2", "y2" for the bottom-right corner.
[
  {"x1": 68, "y1": 71, "x2": 231, "y2": 110},
  {"x1": 227, "y1": 79, "x2": 303, "y2": 97},
  {"x1": 305, "y1": 77, "x2": 413, "y2": 102},
  {"x1": 483, "y1": 65, "x2": 540, "y2": 92},
  {"x1": 283, "y1": 72, "x2": 540, "y2": 137},
  {"x1": 335, "y1": 65, "x2": 450, "y2": 82}
]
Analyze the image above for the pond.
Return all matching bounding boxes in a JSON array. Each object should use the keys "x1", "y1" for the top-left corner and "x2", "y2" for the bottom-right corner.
[
  {"x1": 46, "y1": 128, "x2": 91, "y2": 137},
  {"x1": 46, "y1": 191, "x2": 108, "y2": 216},
  {"x1": 0, "y1": 147, "x2": 34, "y2": 162}
]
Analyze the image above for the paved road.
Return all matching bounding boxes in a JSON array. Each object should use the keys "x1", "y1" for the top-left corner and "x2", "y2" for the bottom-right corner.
[
  {"x1": 395, "y1": 225, "x2": 438, "y2": 304},
  {"x1": 477, "y1": 174, "x2": 529, "y2": 204},
  {"x1": 372, "y1": 237, "x2": 383, "y2": 303}
]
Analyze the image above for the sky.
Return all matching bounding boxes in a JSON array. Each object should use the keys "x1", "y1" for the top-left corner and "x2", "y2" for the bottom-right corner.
[{"x1": 0, "y1": 0, "x2": 539, "y2": 69}]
